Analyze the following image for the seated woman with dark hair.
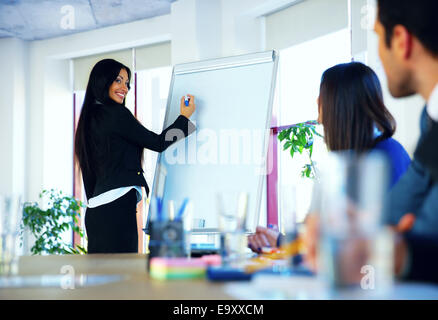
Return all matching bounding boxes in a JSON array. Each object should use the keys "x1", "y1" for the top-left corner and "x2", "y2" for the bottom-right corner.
[
  {"x1": 317, "y1": 62, "x2": 410, "y2": 187},
  {"x1": 248, "y1": 62, "x2": 411, "y2": 254}
]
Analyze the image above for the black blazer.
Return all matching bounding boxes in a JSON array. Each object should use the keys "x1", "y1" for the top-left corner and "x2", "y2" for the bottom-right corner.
[
  {"x1": 401, "y1": 108, "x2": 438, "y2": 283},
  {"x1": 81, "y1": 101, "x2": 195, "y2": 201}
]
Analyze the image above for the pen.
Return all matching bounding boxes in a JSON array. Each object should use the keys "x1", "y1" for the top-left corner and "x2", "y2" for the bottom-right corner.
[
  {"x1": 156, "y1": 197, "x2": 163, "y2": 222},
  {"x1": 184, "y1": 95, "x2": 190, "y2": 106},
  {"x1": 176, "y1": 198, "x2": 189, "y2": 221}
]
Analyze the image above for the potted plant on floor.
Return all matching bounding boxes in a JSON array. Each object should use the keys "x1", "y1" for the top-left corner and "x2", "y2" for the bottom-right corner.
[{"x1": 21, "y1": 189, "x2": 87, "y2": 255}]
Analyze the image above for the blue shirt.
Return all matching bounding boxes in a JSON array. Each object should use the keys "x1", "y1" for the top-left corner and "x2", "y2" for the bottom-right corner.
[{"x1": 373, "y1": 137, "x2": 411, "y2": 188}]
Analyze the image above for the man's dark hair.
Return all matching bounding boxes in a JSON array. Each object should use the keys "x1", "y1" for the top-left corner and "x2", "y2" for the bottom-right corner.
[{"x1": 378, "y1": 0, "x2": 438, "y2": 56}]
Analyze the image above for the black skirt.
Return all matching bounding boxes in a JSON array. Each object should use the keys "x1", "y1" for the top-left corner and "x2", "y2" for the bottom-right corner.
[{"x1": 85, "y1": 189, "x2": 138, "y2": 254}]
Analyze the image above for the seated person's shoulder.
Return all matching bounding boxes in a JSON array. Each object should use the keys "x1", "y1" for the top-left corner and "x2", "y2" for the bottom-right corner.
[
  {"x1": 373, "y1": 137, "x2": 411, "y2": 187},
  {"x1": 374, "y1": 137, "x2": 410, "y2": 162},
  {"x1": 374, "y1": 137, "x2": 407, "y2": 153}
]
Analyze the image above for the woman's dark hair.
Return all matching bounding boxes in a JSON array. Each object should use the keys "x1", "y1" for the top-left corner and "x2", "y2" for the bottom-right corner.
[
  {"x1": 74, "y1": 59, "x2": 131, "y2": 179},
  {"x1": 378, "y1": 0, "x2": 438, "y2": 57},
  {"x1": 319, "y1": 62, "x2": 396, "y2": 152}
]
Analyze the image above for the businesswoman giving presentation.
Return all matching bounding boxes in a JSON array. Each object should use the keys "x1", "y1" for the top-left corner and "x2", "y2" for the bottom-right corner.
[{"x1": 74, "y1": 58, "x2": 196, "y2": 254}]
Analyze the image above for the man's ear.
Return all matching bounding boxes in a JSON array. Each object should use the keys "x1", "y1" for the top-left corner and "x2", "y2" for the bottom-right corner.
[{"x1": 392, "y1": 24, "x2": 414, "y2": 60}]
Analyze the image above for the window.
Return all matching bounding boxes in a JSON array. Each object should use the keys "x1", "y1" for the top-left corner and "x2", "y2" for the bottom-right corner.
[
  {"x1": 72, "y1": 90, "x2": 86, "y2": 248},
  {"x1": 270, "y1": 29, "x2": 351, "y2": 229},
  {"x1": 135, "y1": 66, "x2": 172, "y2": 243}
]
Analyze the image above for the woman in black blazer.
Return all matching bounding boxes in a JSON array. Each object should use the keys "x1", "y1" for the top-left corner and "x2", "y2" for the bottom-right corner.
[{"x1": 74, "y1": 59, "x2": 196, "y2": 254}]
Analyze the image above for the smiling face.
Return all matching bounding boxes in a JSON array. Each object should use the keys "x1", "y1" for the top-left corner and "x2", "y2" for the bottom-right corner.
[{"x1": 108, "y1": 68, "x2": 130, "y2": 104}]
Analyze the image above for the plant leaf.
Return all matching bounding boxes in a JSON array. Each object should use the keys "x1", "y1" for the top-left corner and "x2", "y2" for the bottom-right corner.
[{"x1": 283, "y1": 141, "x2": 292, "y2": 150}]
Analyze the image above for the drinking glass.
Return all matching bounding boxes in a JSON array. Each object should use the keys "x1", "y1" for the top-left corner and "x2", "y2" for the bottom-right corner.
[
  {"x1": 279, "y1": 185, "x2": 298, "y2": 245},
  {"x1": 0, "y1": 195, "x2": 22, "y2": 276},
  {"x1": 317, "y1": 151, "x2": 393, "y2": 292},
  {"x1": 216, "y1": 191, "x2": 249, "y2": 265}
]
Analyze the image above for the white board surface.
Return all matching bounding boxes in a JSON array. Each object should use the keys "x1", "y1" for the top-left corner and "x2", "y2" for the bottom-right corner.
[{"x1": 150, "y1": 51, "x2": 278, "y2": 233}]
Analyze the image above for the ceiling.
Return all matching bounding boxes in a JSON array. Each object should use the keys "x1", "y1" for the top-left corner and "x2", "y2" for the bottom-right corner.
[{"x1": 0, "y1": 0, "x2": 176, "y2": 41}]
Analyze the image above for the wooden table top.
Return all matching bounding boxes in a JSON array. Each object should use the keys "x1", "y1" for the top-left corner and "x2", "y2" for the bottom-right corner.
[
  {"x1": 0, "y1": 254, "x2": 234, "y2": 300},
  {"x1": 5, "y1": 254, "x2": 438, "y2": 300}
]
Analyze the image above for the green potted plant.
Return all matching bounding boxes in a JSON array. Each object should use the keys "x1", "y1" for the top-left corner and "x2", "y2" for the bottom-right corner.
[
  {"x1": 278, "y1": 120, "x2": 323, "y2": 179},
  {"x1": 21, "y1": 189, "x2": 87, "y2": 255}
]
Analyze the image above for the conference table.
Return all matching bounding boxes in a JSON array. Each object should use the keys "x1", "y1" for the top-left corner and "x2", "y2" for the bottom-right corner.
[
  {"x1": 0, "y1": 254, "x2": 232, "y2": 300},
  {"x1": 1, "y1": 254, "x2": 438, "y2": 300}
]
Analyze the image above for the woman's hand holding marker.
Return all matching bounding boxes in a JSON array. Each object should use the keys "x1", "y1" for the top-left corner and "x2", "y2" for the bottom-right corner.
[{"x1": 180, "y1": 94, "x2": 195, "y2": 119}]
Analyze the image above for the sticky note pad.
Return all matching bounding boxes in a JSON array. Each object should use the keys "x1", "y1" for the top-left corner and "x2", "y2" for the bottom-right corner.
[{"x1": 149, "y1": 257, "x2": 207, "y2": 280}]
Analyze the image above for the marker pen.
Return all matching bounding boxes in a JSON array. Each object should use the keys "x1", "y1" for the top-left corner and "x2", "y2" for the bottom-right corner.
[
  {"x1": 184, "y1": 95, "x2": 190, "y2": 106},
  {"x1": 176, "y1": 198, "x2": 189, "y2": 221}
]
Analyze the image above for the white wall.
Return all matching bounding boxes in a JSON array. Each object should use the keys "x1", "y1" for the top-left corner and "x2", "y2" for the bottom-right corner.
[
  {"x1": 220, "y1": 0, "x2": 266, "y2": 56},
  {"x1": 42, "y1": 59, "x2": 73, "y2": 193},
  {"x1": 0, "y1": 38, "x2": 27, "y2": 198},
  {"x1": 170, "y1": 0, "x2": 267, "y2": 64},
  {"x1": 0, "y1": 38, "x2": 28, "y2": 253},
  {"x1": 265, "y1": 0, "x2": 348, "y2": 50},
  {"x1": 0, "y1": 40, "x2": 15, "y2": 195}
]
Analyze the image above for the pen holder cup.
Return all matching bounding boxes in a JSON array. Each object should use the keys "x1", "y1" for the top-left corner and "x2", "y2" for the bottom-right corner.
[{"x1": 148, "y1": 220, "x2": 186, "y2": 259}]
